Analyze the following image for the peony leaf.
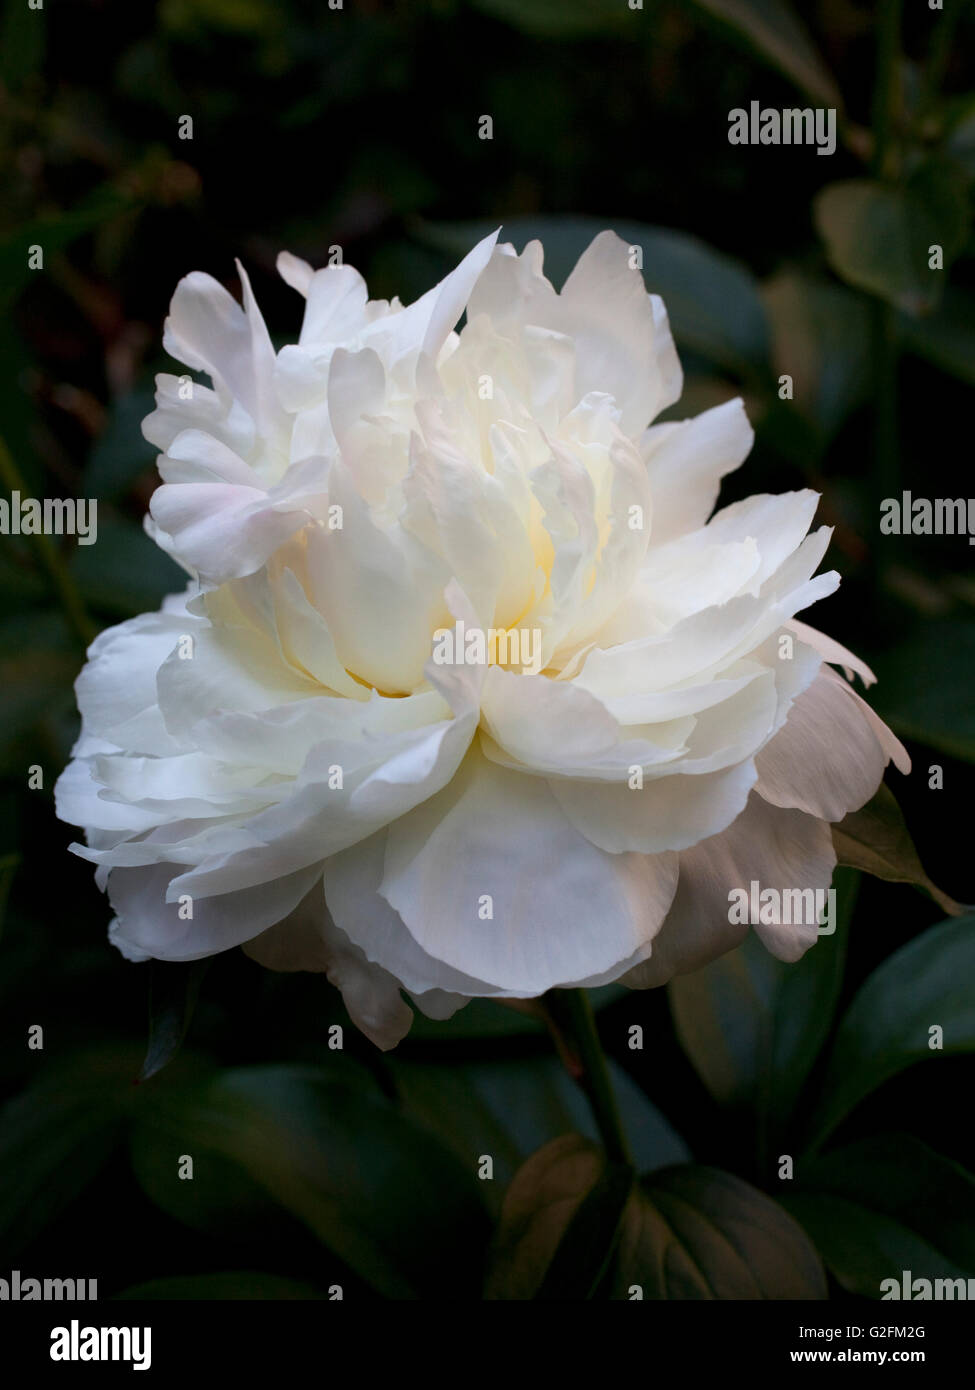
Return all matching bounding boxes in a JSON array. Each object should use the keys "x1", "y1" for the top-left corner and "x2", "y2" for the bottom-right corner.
[
  {"x1": 870, "y1": 619, "x2": 975, "y2": 766},
  {"x1": 484, "y1": 1135, "x2": 613, "y2": 1298},
  {"x1": 762, "y1": 270, "x2": 872, "y2": 442},
  {"x1": 84, "y1": 388, "x2": 158, "y2": 500},
  {"x1": 0, "y1": 851, "x2": 19, "y2": 943},
  {"x1": 831, "y1": 783, "x2": 965, "y2": 917},
  {"x1": 140, "y1": 958, "x2": 210, "y2": 1081},
  {"x1": 0, "y1": 1048, "x2": 138, "y2": 1260},
  {"x1": 619, "y1": 1164, "x2": 828, "y2": 1299},
  {"x1": 686, "y1": 0, "x2": 841, "y2": 109},
  {"x1": 814, "y1": 164, "x2": 970, "y2": 314},
  {"x1": 391, "y1": 1054, "x2": 688, "y2": 1214},
  {"x1": 783, "y1": 1135, "x2": 975, "y2": 1297},
  {"x1": 0, "y1": 611, "x2": 79, "y2": 776},
  {"x1": 805, "y1": 914, "x2": 975, "y2": 1148},
  {"x1": 470, "y1": 0, "x2": 628, "y2": 39},
  {"x1": 0, "y1": 185, "x2": 134, "y2": 312},
  {"x1": 668, "y1": 867, "x2": 858, "y2": 1138},
  {"x1": 129, "y1": 1063, "x2": 490, "y2": 1299},
  {"x1": 70, "y1": 514, "x2": 184, "y2": 618},
  {"x1": 902, "y1": 287, "x2": 975, "y2": 387},
  {"x1": 486, "y1": 1137, "x2": 827, "y2": 1299},
  {"x1": 533, "y1": 1159, "x2": 635, "y2": 1299}
]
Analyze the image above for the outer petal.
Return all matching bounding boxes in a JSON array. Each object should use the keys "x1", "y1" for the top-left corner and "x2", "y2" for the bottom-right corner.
[
  {"x1": 378, "y1": 746, "x2": 679, "y2": 993},
  {"x1": 788, "y1": 618, "x2": 876, "y2": 686},
  {"x1": 107, "y1": 859, "x2": 323, "y2": 962},
  {"x1": 64, "y1": 594, "x2": 195, "y2": 758},
  {"x1": 244, "y1": 881, "x2": 414, "y2": 1051},
  {"x1": 641, "y1": 398, "x2": 753, "y2": 545},
  {"x1": 755, "y1": 666, "x2": 908, "y2": 820},
  {"x1": 622, "y1": 792, "x2": 836, "y2": 986},
  {"x1": 324, "y1": 830, "x2": 503, "y2": 999}
]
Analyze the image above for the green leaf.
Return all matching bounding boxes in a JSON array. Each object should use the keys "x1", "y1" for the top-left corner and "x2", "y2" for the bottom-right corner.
[
  {"x1": 784, "y1": 1135, "x2": 975, "y2": 1297},
  {"x1": 160, "y1": 0, "x2": 283, "y2": 37},
  {"x1": 70, "y1": 514, "x2": 184, "y2": 616},
  {"x1": 140, "y1": 959, "x2": 209, "y2": 1081},
  {"x1": 129, "y1": 1063, "x2": 490, "y2": 1299},
  {"x1": 762, "y1": 270, "x2": 872, "y2": 440},
  {"x1": 686, "y1": 0, "x2": 842, "y2": 108},
  {"x1": 468, "y1": 0, "x2": 628, "y2": 39},
  {"x1": 84, "y1": 389, "x2": 158, "y2": 500},
  {"x1": 534, "y1": 1159, "x2": 635, "y2": 1299},
  {"x1": 415, "y1": 216, "x2": 770, "y2": 377},
  {"x1": 485, "y1": 1137, "x2": 632, "y2": 1299},
  {"x1": 0, "y1": 0, "x2": 47, "y2": 86},
  {"x1": 945, "y1": 97, "x2": 975, "y2": 180},
  {"x1": 814, "y1": 164, "x2": 970, "y2": 314},
  {"x1": 486, "y1": 1138, "x2": 827, "y2": 1299},
  {"x1": 832, "y1": 783, "x2": 965, "y2": 916},
  {"x1": 805, "y1": 914, "x2": 975, "y2": 1148},
  {"x1": 484, "y1": 1135, "x2": 609, "y2": 1298},
  {"x1": 0, "y1": 185, "x2": 136, "y2": 312},
  {"x1": 0, "y1": 611, "x2": 80, "y2": 774},
  {"x1": 623, "y1": 1164, "x2": 828, "y2": 1299},
  {"x1": 870, "y1": 619, "x2": 975, "y2": 764},
  {"x1": 0, "y1": 851, "x2": 20, "y2": 943},
  {"x1": 668, "y1": 868, "x2": 858, "y2": 1140},
  {"x1": 902, "y1": 287, "x2": 975, "y2": 386},
  {"x1": 0, "y1": 1048, "x2": 140, "y2": 1260},
  {"x1": 113, "y1": 1272, "x2": 331, "y2": 1300},
  {"x1": 391, "y1": 1054, "x2": 689, "y2": 1213}
]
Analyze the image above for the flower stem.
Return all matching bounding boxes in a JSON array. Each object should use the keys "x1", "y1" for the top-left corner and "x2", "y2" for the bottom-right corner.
[
  {"x1": 870, "y1": 0, "x2": 903, "y2": 180},
  {"x1": 867, "y1": 0, "x2": 903, "y2": 598},
  {"x1": 543, "y1": 988, "x2": 633, "y2": 1166},
  {"x1": 0, "y1": 435, "x2": 98, "y2": 649}
]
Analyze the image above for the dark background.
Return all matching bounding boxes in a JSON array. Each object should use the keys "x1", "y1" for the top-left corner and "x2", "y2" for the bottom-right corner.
[{"x1": 0, "y1": 0, "x2": 973, "y2": 1301}]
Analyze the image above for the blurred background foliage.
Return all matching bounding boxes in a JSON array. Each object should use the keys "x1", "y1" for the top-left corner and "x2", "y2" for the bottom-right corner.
[{"x1": 0, "y1": 0, "x2": 974, "y2": 1300}]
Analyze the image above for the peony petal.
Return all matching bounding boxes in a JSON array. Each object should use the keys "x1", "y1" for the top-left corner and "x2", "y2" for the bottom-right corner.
[
  {"x1": 107, "y1": 859, "x2": 323, "y2": 961},
  {"x1": 756, "y1": 666, "x2": 906, "y2": 819},
  {"x1": 549, "y1": 760, "x2": 758, "y2": 855},
  {"x1": 243, "y1": 880, "x2": 415, "y2": 1050},
  {"x1": 379, "y1": 746, "x2": 679, "y2": 993},
  {"x1": 622, "y1": 792, "x2": 835, "y2": 986},
  {"x1": 788, "y1": 618, "x2": 877, "y2": 686},
  {"x1": 325, "y1": 830, "x2": 505, "y2": 998},
  {"x1": 642, "y1": 398, "x2": 753, "y2": 544},
  {"x1": 560, "y1": 230, "x2": 683, "y2": 433}
]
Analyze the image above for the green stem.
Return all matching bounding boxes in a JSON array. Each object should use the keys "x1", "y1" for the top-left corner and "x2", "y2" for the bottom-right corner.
[
  {"x1": 867, "y1": 0, "x2": 904, "y2": 598},
  {"x1": 872, "y1": 298, "x2": 900, "y2": 502},
  {"x1": 0, "y1": 436, "x2": 97, "y2": 648},
  {"x1": 544, "y1": 988, "x2": 633, "y2": 1166},
  {"x1": 917, "y1": 0, "x2": 969, "y2": 122},
  {"x1": 870, "y1": 0, "x2": 903, "y2": 179}
]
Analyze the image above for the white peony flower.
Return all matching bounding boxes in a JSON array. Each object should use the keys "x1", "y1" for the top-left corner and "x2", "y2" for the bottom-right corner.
[{"x1": 56, "y1": 231, "x2": 909, "y2": 1048}]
